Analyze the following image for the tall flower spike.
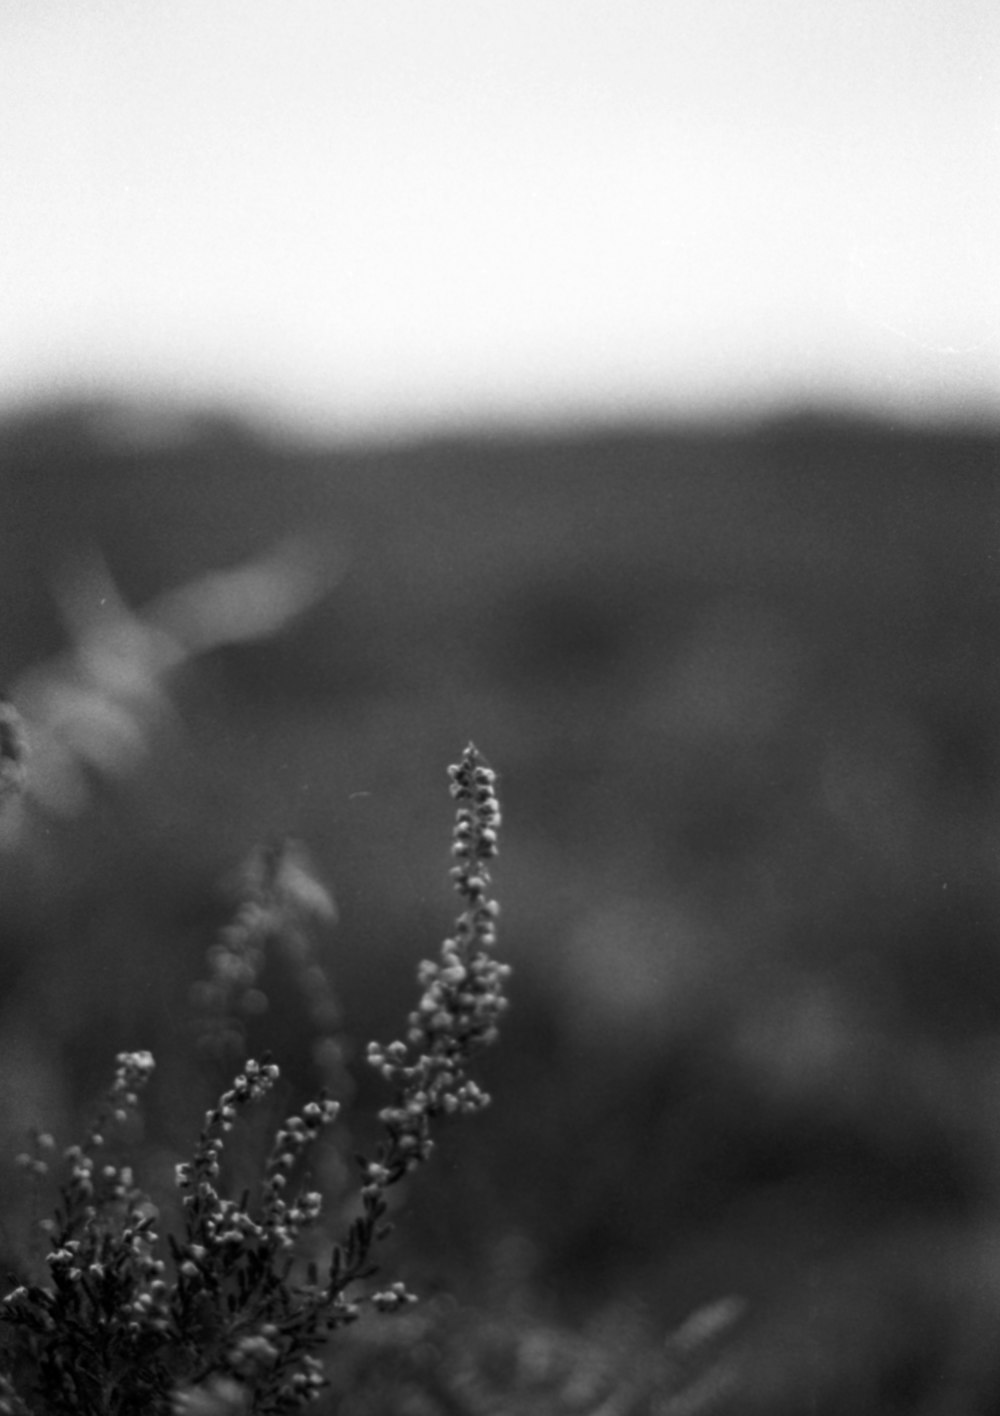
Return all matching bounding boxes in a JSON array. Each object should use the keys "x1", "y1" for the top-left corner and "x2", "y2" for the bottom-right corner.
[{"x1": 367, "y1": 744, "x2": 509, "y2": 1169}]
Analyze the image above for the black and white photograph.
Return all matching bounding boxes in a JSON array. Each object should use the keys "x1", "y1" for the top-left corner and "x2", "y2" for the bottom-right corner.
[{"x1": 0, "y1": 4, "x2": 997, "y2": 1412}]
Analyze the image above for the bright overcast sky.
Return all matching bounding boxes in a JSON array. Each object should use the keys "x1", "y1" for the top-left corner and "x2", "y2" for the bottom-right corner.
[{"x1": 1, "y1": 1, "x2": 998, "y2": 435}]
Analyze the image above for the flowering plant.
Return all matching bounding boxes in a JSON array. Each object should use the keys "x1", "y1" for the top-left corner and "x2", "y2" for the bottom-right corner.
[{"x1": 0, "y1": 742, "x2": 508, "y2": 1416}]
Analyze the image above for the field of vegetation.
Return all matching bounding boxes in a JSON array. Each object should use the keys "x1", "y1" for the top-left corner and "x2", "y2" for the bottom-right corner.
[{"x1": 0, "y1": 402, "x2": 998, "y2": 1412}]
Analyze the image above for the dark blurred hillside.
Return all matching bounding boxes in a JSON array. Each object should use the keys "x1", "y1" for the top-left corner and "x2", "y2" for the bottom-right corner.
[{"x1": 2, "y1": 401, "x2": 1000, "y2": 1409}]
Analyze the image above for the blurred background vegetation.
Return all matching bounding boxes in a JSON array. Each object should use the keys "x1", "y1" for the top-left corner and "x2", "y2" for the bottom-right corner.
[{"x1": 2, "y1": 401, "x2": 1000, "y2": 1412}]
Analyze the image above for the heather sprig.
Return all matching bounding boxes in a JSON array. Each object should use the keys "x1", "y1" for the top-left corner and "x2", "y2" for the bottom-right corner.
[
  {"x1": 191, "y1": 840, "x2": 342, "y2": 1089},
  {"x1": 1, "y1": 1052, "x2": 166, "y2": 1413},
  {"x1": 55, "y1": 1049, "x2": 157, "y2": 1242},
  {"x1": 366, "y1": 745, "x2": 507, "y2": 1137},
  {"x1": 354, "y1": 745, "x2": 509, "y2": 1273},
  {"x1": 0, "y1": 745, "x2": 509, "y2": 1415},
  {"x1": 259, "y1": 1099, "x2": 340, "y2": 1246},
  {"x1": 166, "y1": 1060, "x2": 347, "y2": 1411}
]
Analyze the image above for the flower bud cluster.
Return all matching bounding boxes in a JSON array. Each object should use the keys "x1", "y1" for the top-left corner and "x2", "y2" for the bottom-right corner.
[
  {"x1": 14, "y1": 1130, "x2": 55, "y2": 1179},
  {"x1": 92, "y1": 1050, "x2": 155, "y2": 1144},
  {"x1": 228, "y1": 1330, "x2": 280, "y2": 1376},
  {"x1": 110, "y1": 1049, "x2": 156, "y2": 1105},
  {"x1": 276, "y1": 1354, "x2": 326, "y2": 1404},
  {"x1": 192, "y1": 841, "x2": 344, "y2": 1093},
  {"x1": 191, "y1": 876, "x2": 271, "y2": 1064},
  {"x1": 181, "y1": 1197, "x2": 268, "y2": 1260},
  {"x1": 24, "y1": 1171, "x2": 165, "y2": 1338},
  {"x1": 260, "y1": 1098, "x2": 339, "y2": 1247},
  {"x1": 55, "y1": 1052, "x2": 156, "y2": 1223},
  {"x1": 370, "y1": 1280, "x2": 417, "y2": 1314},
  {"x1": 177, "y1": 1059, "x2": 280, "y2": 1212},
  {"x1": 129, "y1": 1267, "x2": 171, "y2": 1331},
  {"x1": 366, "y1": 745, "x2": 509, "y2": 1175}
]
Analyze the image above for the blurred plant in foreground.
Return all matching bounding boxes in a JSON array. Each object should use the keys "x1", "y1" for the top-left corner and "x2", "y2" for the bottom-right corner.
[
  {"x1": 191, "y1": 838, "x2": 343, "y2": 1088},
  {"x1": 5, "y1": 536, "x2": 343, "y2": 826},
  {"x1": 0, "y1": 745, "x2": 509, "y2": 1415}
]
